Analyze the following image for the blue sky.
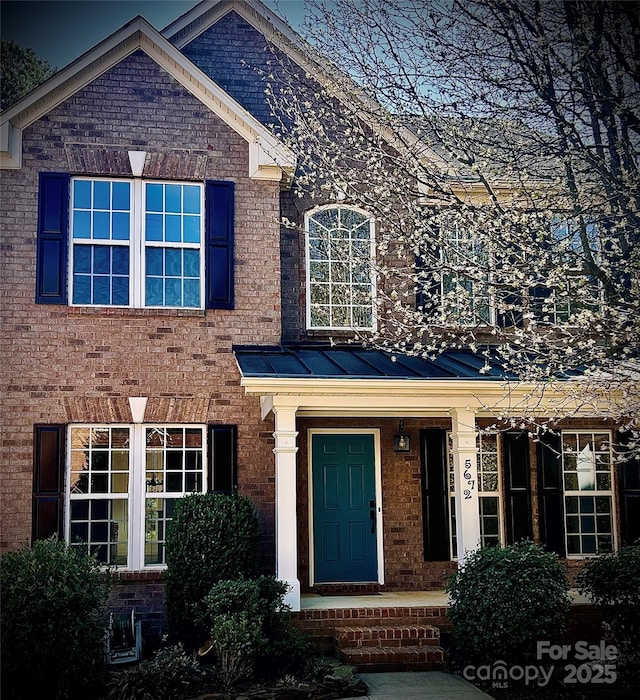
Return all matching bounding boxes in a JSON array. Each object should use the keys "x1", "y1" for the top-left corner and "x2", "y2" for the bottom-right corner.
[{"x1": 1, "y1": 0, "x2": 306, "y2": 70}]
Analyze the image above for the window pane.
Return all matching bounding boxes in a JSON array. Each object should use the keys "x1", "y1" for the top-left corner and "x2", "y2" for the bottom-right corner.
[
  {"x1": 112, "y1": 247, "x2": 129, "y2": 274},
  {"x1": 183, "y1": 186, "x2": 200, "y2": 214},
  {"x1": 146, "y1": 183, "x2": 163, "y2": 212},
  {"x1": 93, "y1": 211, "x2": 110, "y2": 239},
  {"x1": 146, "y1": 214, "x2": 163, "y2": 242},
  {"x1": 93, "y1": 247, "x2": 110, "y2": 274},
  {"x1": 165, "y1": 185, "x2": 182, "y2": 213},
  {"x1": 93, "y1": 181, "x2": 110, "y2": 209},
  {"x1": 73, "y1": 211, "x2": 91, "y2": 239},
  {"x1": 74, "y1": 246, "x2": 91, "y2": 273},
  {"x1": 146, "y1": 277, "x2": 163, "y2": 306},
  {"x1": 183, "y1": 279, "x2": 200, "y2": 307},
  {"x1": 146, "y1": 247, "x2": 163, "y2": 276},
  {"x1": 112, "y1": 181, "x2": 130, "y2": 210},
  {"x1": 164, "y1": 278, "x2": 182, "y2": 307},
  {"x1": 183, "y1": 250, "x2": 199, "y2": 278},
  {"x1": 74, "y1": 180, "x2": 92, "y2": 209},
  {"x1": 597, "y1": 535, "x2": 613, "y2": 553},
  {"x1": 165, "y1": 215, "x2": 181, "y2": 243},
  {"x1": 165, "y1": 249, "x2": 181, "y2": 277},
  {"x1": 183, "y1": 215, "x2": 200, "y2": 243},
  {"x1": 112, "y1": 212, "x2": 130, "y2": 240}
]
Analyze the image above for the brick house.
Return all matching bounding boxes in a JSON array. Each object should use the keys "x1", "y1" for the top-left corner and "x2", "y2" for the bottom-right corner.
[{"x1": 2, "y1": 0, "x2": 638, "y2": 649}]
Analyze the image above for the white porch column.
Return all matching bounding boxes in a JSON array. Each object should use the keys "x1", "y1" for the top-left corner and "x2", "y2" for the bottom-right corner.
[
  {"x1": 450, "y1": 408, "x2": 481, "y2": 565},
  {"x1": 272, "y1": 406, "x2": 301, "y2": 611}
]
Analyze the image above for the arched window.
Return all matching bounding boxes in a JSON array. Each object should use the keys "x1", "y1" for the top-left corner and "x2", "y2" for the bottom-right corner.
[{"x1": 305, "y1": 206, "x2": 375, "y2": 330}]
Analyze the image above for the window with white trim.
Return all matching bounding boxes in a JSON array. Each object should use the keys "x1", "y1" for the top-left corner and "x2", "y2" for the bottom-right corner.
[
  {"x1": 67, "y1": 425, "x2": 206, "y2": 568},
  {"x1": 533, "y1": 218, "x2": 604, "y2": 323},
  {"x1": 305, "y1": 206, "x2": 375, "y2": 330},
  {"x1": 561, "y1": 430, "x2": 615, "y2": 556},
  {"x1": 441, "y1": 225, "x2": 493, "y2": 325},
  {"x1": 70, "y1": 178, "x2": 204, "y2": 308},
  {"x1": 448, "y1": 432, "x2": 502, "y2": 557}
]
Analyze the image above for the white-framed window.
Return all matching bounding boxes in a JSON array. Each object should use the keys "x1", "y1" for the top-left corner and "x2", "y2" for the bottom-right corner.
[
  {"x1": 67, "y1": 424, "x2": 206, "y2": 569},
  {"x1": 441, "y1": 225, "x2": 493, "y2": 325},
  {"x1": 448, "y1": 432, "x2": 502, "y2": 557},
  {"x1": 533, "y1": 217, "x2": 604, "y2": 323},
  {"x1": 70, "y1": 178, "x2": 204, "y2": 308},
  {"x1": 305, "y1": 206, "x2": 375, "y2": 330},
  {"x1": 561, "y1": 430, "x2": 615, "y2": 557}
]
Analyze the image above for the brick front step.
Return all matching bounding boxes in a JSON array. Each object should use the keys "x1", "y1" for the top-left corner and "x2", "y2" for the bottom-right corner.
[
  {"x1": 291, "y1": 605, "x2": 450, "y2": 654},
  {"x1": 338, "y1": 644, "x2": 447, "y2": 671},
  {"x1": 335, "y1": 624, "x2": 440, "y2": 649}
]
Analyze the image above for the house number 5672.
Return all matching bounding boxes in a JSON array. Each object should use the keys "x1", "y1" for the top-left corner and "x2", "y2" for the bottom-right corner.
[{"x1": 463, "y1": 459, "x2": 475, "y2": 499}]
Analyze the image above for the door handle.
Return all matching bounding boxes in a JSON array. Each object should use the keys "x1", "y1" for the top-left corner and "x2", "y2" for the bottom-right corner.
[{"x1": 369, "y1": 499, "x2": 376, "y2": 534}]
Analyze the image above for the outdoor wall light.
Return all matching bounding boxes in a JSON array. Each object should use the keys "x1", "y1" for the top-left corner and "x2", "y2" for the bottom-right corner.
[{"x1": 393, "y1": 421, "x2": 411, "y2": 452}]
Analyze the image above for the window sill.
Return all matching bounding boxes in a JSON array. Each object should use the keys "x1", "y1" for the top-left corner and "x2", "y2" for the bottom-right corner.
[
  {"x1": 111, "y1": 569, "x2": 166, "y2": 582},
  {"x1": 63, "y1": 307, "x2": 206, "y2": 318}
]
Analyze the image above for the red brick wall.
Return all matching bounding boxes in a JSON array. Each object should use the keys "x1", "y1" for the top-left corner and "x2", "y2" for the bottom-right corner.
[{"x1": 0, "y1": 50, "x2": 280, "y2": 559}]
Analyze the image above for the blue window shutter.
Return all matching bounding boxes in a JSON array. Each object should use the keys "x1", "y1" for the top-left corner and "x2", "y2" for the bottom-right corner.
[
  {"x1": 207, "y1": 424, "x2": 237, "y2": 494},
  {"x1": 36, "y1": 172, "x2": 70, "y2": 304},
  {"x1": 205, "y1": 180, "x2": 234, "y2": 309},
  {"x1": 618, "y1": 431, "x2": 640, "y2": 547},
  {"x1": 420, "y1": 429, "x2": 451, "y2": 560},
  {"x1": 503, "y1": 431, "x2": 533, "y2": 543},
  {"x1": 536, "y1": 431, "x2": 566, "y2": 556},
  {"x1": 415, "y1": 244, "x2": 441, "y2": 316},
  {"x1": 33, "y1": 425, "x2": 65, "y2": 541}
]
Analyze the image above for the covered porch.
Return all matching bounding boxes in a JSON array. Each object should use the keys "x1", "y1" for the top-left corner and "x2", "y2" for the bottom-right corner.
[{"x1": 234, "y1": 345, "x2": 604, "y2": 613}]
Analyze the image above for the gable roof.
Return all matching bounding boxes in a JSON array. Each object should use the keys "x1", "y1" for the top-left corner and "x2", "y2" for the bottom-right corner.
[
  {"x1": 163, "y1": 0, "x2": 303, "y2": 53},
  {"x1": 0, "y1": 14, "x2": 295, "y2": 182},
  {"x1": 163, "y1": 1, "x2": 451, "y2": 172}
]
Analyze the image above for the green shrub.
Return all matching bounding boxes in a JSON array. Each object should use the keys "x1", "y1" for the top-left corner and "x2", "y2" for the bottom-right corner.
[
  {"x1": 210, "y1": 613, "x2": 264, "y2": 689},
  {"x1": 164, "y1": 493, "x2": 260, "y2": 648},
  {"x1": 577, "y1": 546, "x2": 640, "y2": 672},
  {"x1": 446, "y1": 541, "x2": 571, "y2": 667},
  {"x1": 107, "y1": 644, "x2": 213, "y2": 700},
  {"x1": 203, "y1": 576, "x2": 312, "y2": 687},
  {"x1": 0, "y1": 538, "x2": 112, "y2": 700}
]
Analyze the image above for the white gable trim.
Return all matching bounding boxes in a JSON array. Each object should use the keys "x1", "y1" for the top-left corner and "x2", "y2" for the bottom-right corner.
[
  {"x1": 165, "y1": 1, "x2": 452, "y2": 179},
  {"x1": 164, "y1": 0, "x2": 302, "y2": 51},
  {"x1": 0, "y1": 15, "x2": 295, "y2": 181}
]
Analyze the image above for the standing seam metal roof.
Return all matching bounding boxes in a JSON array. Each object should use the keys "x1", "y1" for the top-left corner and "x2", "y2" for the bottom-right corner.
[{"x1": 233, "y1": 345, "x2": 517, "y2": 380}]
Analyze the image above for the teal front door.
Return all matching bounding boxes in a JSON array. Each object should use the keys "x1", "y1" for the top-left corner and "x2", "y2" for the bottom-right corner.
[{"x1": 312, "y1": 433, "x2": 378, "y2": 583}]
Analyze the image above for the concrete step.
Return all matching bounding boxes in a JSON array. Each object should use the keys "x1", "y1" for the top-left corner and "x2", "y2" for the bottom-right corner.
[
  {"x1": 338, "y1": 644, "x2": 447, "y2": 671},
  {"x1": 335, "y1": 624, "x2": 440, "y2": 649}
]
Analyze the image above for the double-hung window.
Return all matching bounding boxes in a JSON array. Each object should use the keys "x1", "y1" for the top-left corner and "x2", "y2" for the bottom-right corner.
[
  {"x1": 70, "y1": 179, "x2": 204, "y2": 308},
  {"x1": 67, "y1": 424, "x2": 206, "y2": 568},
  {"x1": 533, "y1": 217, "x2": 603, "y2": 323},
  {"x1": 561, "y1": 430, "x2": 615, "y2": 556},
  {"x1": 305, "y1": 206, "x2": 375, "y2": 330},
  {"x1": 448, "y1": 432, "x2": 502, "y2": 557},
  {"x1": 441, "y1": 225, "x2": 493, "y2": 325}
]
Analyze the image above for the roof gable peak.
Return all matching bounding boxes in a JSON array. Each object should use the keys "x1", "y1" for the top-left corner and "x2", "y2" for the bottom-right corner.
[{"x1": 1, "y1": 11, "x2": 294, "y2": 182}]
